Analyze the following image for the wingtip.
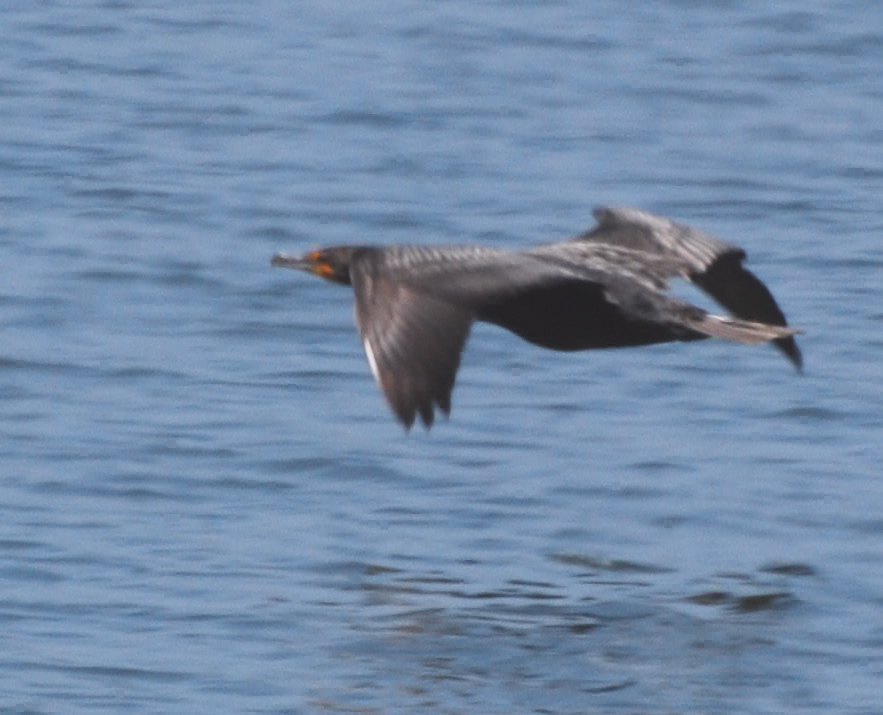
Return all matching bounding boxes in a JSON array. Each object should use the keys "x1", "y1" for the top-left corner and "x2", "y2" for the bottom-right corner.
[
  {"x1": 392, "y1": 400, "x2": 447, "y2": 432},
  {"x1": 775, "y1": 336, "x2": 804, "y2": 373},
  {"x1": 396, "y1": 415, "x2": 433, "y2": 433},
  {"x1": 397, "y1": 412, "x2": 416, "y2": 433}
]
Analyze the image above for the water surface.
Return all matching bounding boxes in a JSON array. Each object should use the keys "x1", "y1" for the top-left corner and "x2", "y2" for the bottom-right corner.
[{"x1": 2, "y1": 1, "x2": 882, "y2": 713}]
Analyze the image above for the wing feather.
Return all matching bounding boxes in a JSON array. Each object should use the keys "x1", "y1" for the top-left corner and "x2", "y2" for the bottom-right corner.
[
  {"x1": 352, "y1": 265, "x2": 473, "y2": 429},
  {"x1": 568, "y1": 207, "x2": 802, "y2": 368}
]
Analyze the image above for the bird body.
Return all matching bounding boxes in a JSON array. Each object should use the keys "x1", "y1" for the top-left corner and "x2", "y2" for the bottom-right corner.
[{"x1": 272, "y1": 208, "x2": 801, "y2": 429}]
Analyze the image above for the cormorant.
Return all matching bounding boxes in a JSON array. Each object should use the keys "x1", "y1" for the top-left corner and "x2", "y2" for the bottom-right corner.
[{"x1": 272, "y1": 207, "x2": 801, "y2": 429}]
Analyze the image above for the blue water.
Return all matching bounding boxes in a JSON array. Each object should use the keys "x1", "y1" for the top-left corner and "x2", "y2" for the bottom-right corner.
[{"x1": 2, "y1": 1, "x2": 882, "y2": 713}]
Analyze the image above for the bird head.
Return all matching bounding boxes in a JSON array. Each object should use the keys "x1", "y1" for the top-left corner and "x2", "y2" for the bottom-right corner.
[{"x1": 271, "y1": 246, "x2": 357, "y2": 285}]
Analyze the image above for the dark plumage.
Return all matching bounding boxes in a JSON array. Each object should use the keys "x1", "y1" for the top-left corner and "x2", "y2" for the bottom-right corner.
[{"x1": 272, "y1": 207, "x2": 802, "y2": 429}]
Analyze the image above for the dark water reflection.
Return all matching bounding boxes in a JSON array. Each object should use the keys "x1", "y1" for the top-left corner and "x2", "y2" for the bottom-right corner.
[{"x1": 305, "y1": 556, "x2": 819, "y2": 713}]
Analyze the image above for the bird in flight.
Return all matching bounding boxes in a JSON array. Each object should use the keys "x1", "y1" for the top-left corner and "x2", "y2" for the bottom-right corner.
[{"x1": 272, "y1": 207, "x2": 801, "y2": 430}]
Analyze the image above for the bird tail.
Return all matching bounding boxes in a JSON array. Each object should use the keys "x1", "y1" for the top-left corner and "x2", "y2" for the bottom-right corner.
[{"x1": 690, "y1": 313, "x2": 802, "y2": 346}]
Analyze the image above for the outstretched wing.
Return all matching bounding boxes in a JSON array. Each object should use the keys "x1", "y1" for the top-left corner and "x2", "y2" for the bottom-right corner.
[
  {"x1": 571, "y1": 207, "x2": 802, "y2": 369},
  {"x1": 351, "y1": 261, "x2": 473, "y2": 430}
]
